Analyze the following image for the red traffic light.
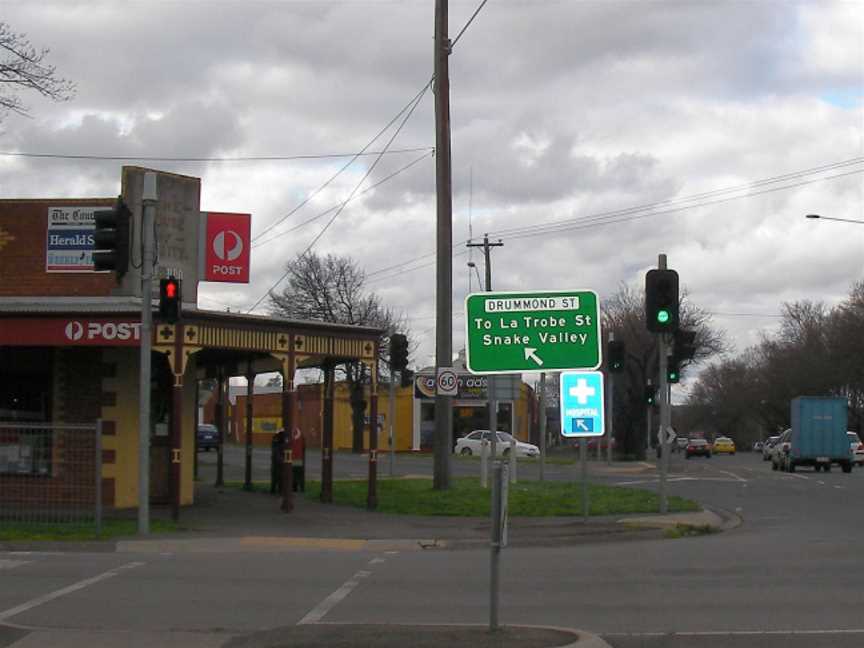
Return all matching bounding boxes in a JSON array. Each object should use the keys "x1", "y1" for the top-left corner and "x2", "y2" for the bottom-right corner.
[
  {"x1": 165, "y1": 281, "x2": 177, "y2": 299},
  {"x1": 159, "y1": 277, "x2": 182, "y2": 323}
]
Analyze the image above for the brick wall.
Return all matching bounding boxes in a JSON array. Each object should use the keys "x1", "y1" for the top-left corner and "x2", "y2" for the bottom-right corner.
[{"x1": 0, "y1": 199, "x2": 115, "y2": 296}]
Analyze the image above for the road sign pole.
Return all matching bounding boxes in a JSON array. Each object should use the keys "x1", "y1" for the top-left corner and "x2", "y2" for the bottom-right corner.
[
  {"x1": 580, "y1": 437, "x2": 588, "y2": 522},
  {"x1": 539, "y1": 372, "x2": 546, "y2": 481}
]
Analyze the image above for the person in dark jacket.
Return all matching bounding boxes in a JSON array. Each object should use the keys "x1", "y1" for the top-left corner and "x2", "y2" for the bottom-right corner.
[{"x1": 270, "y1": 429, "x2": 286, "y2": 494}]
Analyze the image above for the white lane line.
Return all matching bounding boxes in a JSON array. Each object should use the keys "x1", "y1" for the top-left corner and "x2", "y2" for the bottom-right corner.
[
  {"x1": 297, "y1": 569, "x2": 373, "y2": 625},
  {"x1": 785, "y1": 473, "x2": 810, "y2": 481},
  {"x1": 605, "y1": 629, "x2": 864, "y2": 637},
  {"x1": 818, "y1": 480, "x2": 826, "y2": 485},
  {"x1": 0, "y1": 560, "x2": 31, "y2": 570},
  {"x1": 713, "y1": 469, "x2": 748, "y2": 483},
  {"x1": 835, "y1": 485, "x2": 846, "y2": 489},
  {"x1": 0, "y1": 561, "x2": 144, "y2": 622},
  {"x1": 368, "y1": 558, "x2": 386, "y2": 565}
]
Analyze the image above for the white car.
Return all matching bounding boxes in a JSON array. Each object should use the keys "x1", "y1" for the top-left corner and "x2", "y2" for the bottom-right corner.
[
  {"x1": 455, "y1": 430, "x2": 539, "y2": 458},
  {"x1": 848, "y1": 432, "x2": 864, "y2": 467}
]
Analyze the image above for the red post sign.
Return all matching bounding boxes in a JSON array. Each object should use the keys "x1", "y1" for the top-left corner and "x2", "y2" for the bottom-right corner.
[{"x1": 203, "y1": 212, "x2": 251, "y2": 283}]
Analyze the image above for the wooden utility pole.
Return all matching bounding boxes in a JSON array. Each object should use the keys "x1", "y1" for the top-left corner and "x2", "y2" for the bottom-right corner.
[{"x1": 433, "y1": 0, "x2": 453, "y2": 490}]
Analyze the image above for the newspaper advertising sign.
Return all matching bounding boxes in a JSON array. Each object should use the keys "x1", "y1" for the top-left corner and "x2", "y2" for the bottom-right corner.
[{"x1": 45, "y1": 206, "x2": 100, "y2": 272}]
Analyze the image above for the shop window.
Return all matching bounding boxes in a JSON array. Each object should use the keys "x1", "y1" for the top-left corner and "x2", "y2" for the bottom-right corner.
[{"x1": 0, "y1": 348, "x2": 53, "y2": 475}]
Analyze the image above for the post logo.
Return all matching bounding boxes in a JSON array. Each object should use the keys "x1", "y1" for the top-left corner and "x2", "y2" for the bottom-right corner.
[
  {"x1": 213, "y1": 230, "x2": 244, "y2": 262},
  {"x1": 65, "y1": 321, "x2": 85, "y2": 341}
]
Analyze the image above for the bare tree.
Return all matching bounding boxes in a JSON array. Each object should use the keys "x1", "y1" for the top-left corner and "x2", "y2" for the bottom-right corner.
[
  {"x1": 602, "y1": 283, "x2": 727, "y2": 458},
  {"x1": 269, "y1": 252, "x2": 409, "y2": 452},
  {"x1": 0, "y1": 23, "x2": 75, "y2": 119}
]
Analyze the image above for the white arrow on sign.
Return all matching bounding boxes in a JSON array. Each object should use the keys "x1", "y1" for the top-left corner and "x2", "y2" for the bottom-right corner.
[
  {"x1": 524, "y1": 347, "x2": 544, "y2": 366},
  {"x1": 576, "y1": 420, "x2": 590, "y2": 432}
]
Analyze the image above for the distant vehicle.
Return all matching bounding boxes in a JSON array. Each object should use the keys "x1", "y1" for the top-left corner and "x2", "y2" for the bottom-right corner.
[
  {"x1": 848, "y1": 432, "x2": 864, "y2": 467},
  {"x1": 777, "y1": 398, "x2": 853, "y2": 473},
  {"x1": 712, "y1": 437, "x2": 736, "y2": 455},
  {"x1": 762, "y1": 435, "x2": 781, "y2": 461},
  {"x1": 771, "y1": 429, "x2": 791, "y2": 471},
  {"x1": 753, "y1": 441, "x2": 763, "y2": 452},
  {"x1": 197, "y1": 424, "x2": 219, "y2": 451},
  {"x1": 455, "y1": 430, "x2": 539, "y2": 458},
  {"x1": 686, "y1": 438, "x2": 711, "y2": 459}
]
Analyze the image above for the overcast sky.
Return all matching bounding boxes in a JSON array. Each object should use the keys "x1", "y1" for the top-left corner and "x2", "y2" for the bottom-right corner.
[{"x1": 2, "y1": 0, "x2": 862, "y2": 392}]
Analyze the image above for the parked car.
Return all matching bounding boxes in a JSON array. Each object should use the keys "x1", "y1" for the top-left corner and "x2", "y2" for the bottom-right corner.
[
  {"x1": 685, "y1": 438, "x2": 711, "y2": 459},
  {"x1": 848, "y1": 432, "x2": 864, "y2": 467},
  {"x1": 712, "y1": 437, "x2": 736, "y2": 455},
  {"x1": 196, "y1": 424, "x2": 219, "y2": 451},
  {"x1": 762, "y1": 435, "x2": 781, "y2": 461},
  {"x1": 455, "y1": 430, "x2": 539, "y2": 458}
]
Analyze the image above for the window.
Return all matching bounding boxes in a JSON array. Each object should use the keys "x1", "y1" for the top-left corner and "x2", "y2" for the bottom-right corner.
[{"x1": 466, "y1": 431, "x2": 482, "y2": 440}]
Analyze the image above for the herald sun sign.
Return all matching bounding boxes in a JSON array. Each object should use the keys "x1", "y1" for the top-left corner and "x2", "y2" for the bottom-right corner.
[{"x1": 204, "y1": 212, "x2": 251, "y2": 283}]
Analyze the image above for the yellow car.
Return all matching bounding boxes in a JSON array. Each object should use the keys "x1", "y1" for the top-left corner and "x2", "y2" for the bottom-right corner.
[{"x1": 712, "y1": 437, "x2": 736, "y2": 454}]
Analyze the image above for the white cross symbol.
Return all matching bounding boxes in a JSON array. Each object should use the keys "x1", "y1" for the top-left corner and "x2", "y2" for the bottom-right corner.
[{"x1": 569, "y1": 378, "x2": 596, "y2": 405}]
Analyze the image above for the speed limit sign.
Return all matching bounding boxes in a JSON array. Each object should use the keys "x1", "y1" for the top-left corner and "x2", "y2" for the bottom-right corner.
[{"x1": 436, "y1": 368, "x2": 458, "y2": 396}]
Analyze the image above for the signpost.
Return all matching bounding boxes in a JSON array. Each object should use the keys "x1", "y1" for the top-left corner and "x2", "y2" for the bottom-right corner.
[
  {"x1": 560, "y1": 370, "x2": 605, "y2": 521},
  {"x1": 464, "y1": 290, "x2": 601, "y2": 374}
]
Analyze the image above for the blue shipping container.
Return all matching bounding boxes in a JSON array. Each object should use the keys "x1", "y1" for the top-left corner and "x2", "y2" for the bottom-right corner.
[{"x1": 790, "y1": 397, "x2": 851, "y2": 469}]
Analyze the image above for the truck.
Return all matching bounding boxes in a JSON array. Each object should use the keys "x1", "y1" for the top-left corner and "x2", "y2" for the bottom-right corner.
[{"x1": 784, "y1": 397, "x2": 852, "y2": 473}]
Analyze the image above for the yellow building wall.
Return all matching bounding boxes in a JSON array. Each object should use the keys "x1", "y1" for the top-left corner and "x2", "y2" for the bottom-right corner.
[
  {"x1": 328, "y1": 383, "x2": 415, "y2": 452},
  {"x1": 100, "y1": 348, "x2": 197, "y2": 509},
  {"x1": 100, "y1": 347, "x2": 139, "y2": 509}
]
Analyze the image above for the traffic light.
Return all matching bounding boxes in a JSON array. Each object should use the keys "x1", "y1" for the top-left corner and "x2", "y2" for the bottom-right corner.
[
  {"x1": 645, "y1": 383, "x2": 657, "y2": 406},
  {"x1": 667, "y1": 360, "x2": 681, "y2": 384},
  {"x1": 92, "y1": 197, "x2": 131, "y2": 278},
  {"x1": 607, "y1": 340, "x2": 626, "y2": 373},
  {"x1": 159, "y1": 276, "x2": 182, "y2": 323},
  {"x1": 400, "y1": 368, "x2": 415, "y2": 388},
  {"x1": 645, "y1": 268, "x2": 679, "y2": 333},
  {"x1": 668, "y1": 330, "x2": 696, "y2": 384},
  {"x1": 389, "y1": 333, "x2": 409, "y2": 372}
]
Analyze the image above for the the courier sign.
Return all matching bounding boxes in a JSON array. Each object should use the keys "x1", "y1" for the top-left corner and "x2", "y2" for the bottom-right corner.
[{"x1": 203, "y1": 212, "x2": 251, "y2": 283}]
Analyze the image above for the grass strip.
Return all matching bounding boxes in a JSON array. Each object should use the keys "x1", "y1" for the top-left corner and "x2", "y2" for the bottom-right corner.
[
  {"x1": 0, "y1": 519, "x2": 179, "y2": 542},
  {"x1": 304, "y1": 477, "x2": 699, "y2": 517}
]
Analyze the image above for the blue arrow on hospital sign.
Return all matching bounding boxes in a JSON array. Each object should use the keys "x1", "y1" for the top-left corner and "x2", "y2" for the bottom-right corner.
[{"x1": 559, "y1": 370, "x2": 605, "y2": 438}]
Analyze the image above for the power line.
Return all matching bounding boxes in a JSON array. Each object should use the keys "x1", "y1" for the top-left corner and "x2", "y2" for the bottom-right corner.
[
  {"x1": 451, "y1": 0, "x2": 491, "y2": 49},
  {"x1": 252, "y1": 149, "x2": 434, "y2": 249},
  {"x1": 0, "y1": 147, "x2": 433, "y2": 163},
  {"x1": 245, "y1": 84, "x2": 431, "y2": 313},
  {"x1": 361, "y1": 160, "x2": 864, "y2": 285},
  {"x1": 490, "y1": 157, "x2": 864, "y2": 240},
  {"x1": 251, "y1": 80, "x2": 434, "y2": 244},
  {"x1": 500, "y1": 168, "x2": 864, "y2": 243}
]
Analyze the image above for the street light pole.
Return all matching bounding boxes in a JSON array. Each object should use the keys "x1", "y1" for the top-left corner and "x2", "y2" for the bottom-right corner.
[{"x1": 806, "y1": 214, "x2": 864, "y2": 225}]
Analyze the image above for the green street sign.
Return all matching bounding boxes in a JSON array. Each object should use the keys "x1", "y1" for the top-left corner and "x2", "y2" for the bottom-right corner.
[{"x1": 464, "y1": 290, "x2": 602, "y2": 374}]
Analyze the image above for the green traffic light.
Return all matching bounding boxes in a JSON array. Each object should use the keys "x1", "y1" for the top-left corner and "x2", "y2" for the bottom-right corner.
[{"x1": 657, "y1": 309, "x2": 670, "y2": 324}]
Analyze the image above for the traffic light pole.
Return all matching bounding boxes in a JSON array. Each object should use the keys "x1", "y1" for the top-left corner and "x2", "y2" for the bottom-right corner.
[
  {"x1": 389, "y1": 368, "x2": 397, "y2": 477},
  {"x1": 658, "y1": 254, "x2": 670, "y2": 515},
  {"x1": 138, "y1": 172, "x2": 156, "y2": 535}
]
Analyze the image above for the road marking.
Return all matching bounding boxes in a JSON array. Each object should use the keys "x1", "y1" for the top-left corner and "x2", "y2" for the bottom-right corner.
[
  {"x1": 368, "y1": 558, "x2": 386, "y2": 565},
  {"x1": 298, "y1": 569, "x2": 373, "y2": 625},
  {"x1": 0, "y1": 559, "x2": 31, "y2": 570},
  {"x1": 605, "y1": 629, "x2": 864, "y2": 637},
  {"x1": 835, "y1": 485, "x2": 846, "y2": 490},
  {"x1": 712, "y1": 469, "x2": 748, "y2": 483},
  {"x1": 785, "y1": 473, "x2": 810, "y2": 481},
  {"x1": 818, "y1": 480, "x2": 826, "y2": 485},
  {"x1": 0, "y1": 561, "x2": 144, "y2": 622}
]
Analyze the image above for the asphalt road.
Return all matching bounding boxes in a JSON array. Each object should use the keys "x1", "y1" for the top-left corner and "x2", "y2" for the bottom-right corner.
[{"x1": 4, "y1": 451, "x2": 864, "y2": 647}]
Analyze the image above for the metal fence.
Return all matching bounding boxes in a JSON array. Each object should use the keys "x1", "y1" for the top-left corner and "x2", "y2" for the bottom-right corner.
[{"x1": 0, "y1": 421, "x2": 102, "y2": 533}]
